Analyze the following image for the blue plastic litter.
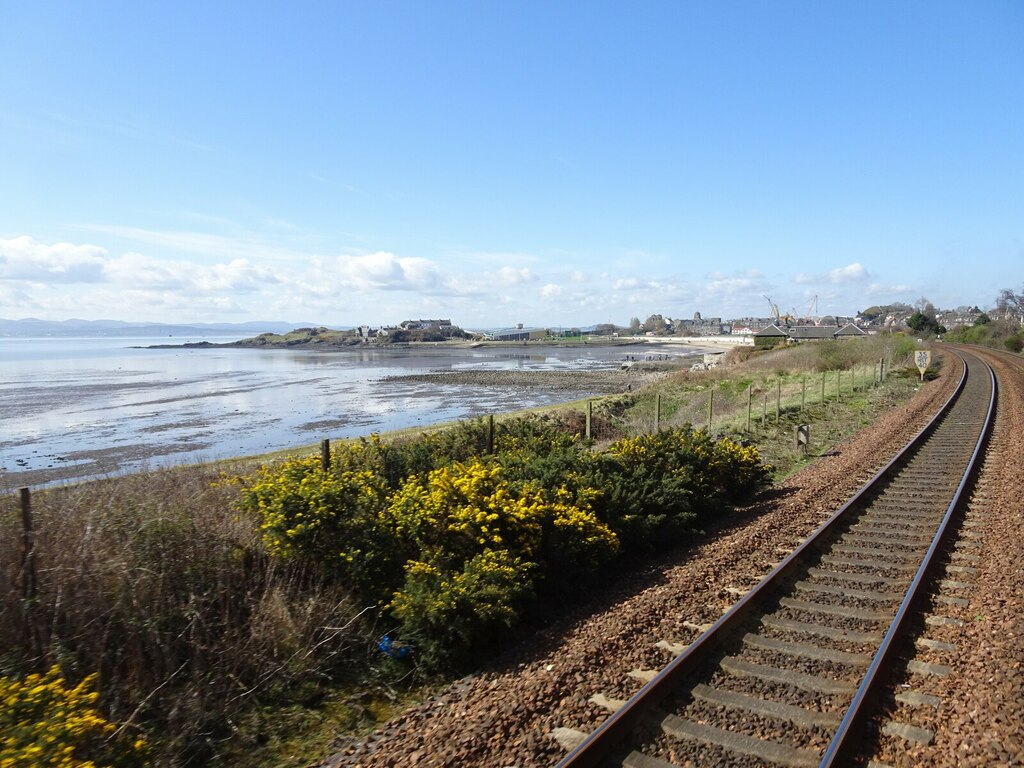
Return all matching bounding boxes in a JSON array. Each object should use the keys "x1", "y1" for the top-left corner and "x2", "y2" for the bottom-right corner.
[{"x1": 378, "y1": 635, "x2": 411, "y2": 659}]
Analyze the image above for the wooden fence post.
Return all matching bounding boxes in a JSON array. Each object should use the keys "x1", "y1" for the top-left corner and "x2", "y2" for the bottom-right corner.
[
  {"x1": 746, "y1": 385, "x2": 752, "y2": 432},
  {"x1": 801, "y1": 376, "x2": 806, "y2": 412},
  {"x1": 654, "y1": 393, "x2": 662, "y2": 432},
  {"x1": 487, "y1": 414, "x2": 495, "y2": 454},
  {"x1": 707, "y1": 384, "x2": 714, "y2": 431},
  {"x1": 20, "y1": 488, "x2": 36, "y2": 604},
  {"x1": 585, "y1": 400, "x2": 592, "y2": 440},
  {"x1": 775, "y1": 379, "x2": 781, "y2": 421},
  {"x1": 320, "y1": 439, "x2": 331, "y2": 472},
  {"x1": 20, "y1": 487, "x2": 40, "y2": 661}
]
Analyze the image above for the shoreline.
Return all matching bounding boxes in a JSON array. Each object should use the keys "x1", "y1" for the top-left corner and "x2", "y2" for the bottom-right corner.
[
  {"x1": 139, "y1": 336, "x2": 746, "y2": 352},
  {"x1": 1, "y1": 366, "x2": 672, "y2": 491}
]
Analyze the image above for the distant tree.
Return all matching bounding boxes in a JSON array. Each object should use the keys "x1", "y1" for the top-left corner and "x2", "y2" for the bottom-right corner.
[
  {"x1": 907, "y1": 311, "x2": 946, "y2": 336},
  {"x1": 594, "y1": 323, "x2": 618, "y2": 336},
  {"x1": 914, "y1": 297, "x2": 937, "y2": 317},
  {"x1": 975, "y1": 312, "x2": 991, "y2": 326},
  {"x1": 628, "y1": 317, "x2": 641, "y2": 333},
  {"x1": 906, "y1": 312, "x2": 924, "y2": 332},
  {"x1": 996, "y1": 286, "x2": 1024, "y2": 324}
]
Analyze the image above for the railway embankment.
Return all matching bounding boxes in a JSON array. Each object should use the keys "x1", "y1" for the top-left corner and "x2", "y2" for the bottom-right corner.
[{"x1": 322, "y1": 347, "x2": 987, "y2": 767}]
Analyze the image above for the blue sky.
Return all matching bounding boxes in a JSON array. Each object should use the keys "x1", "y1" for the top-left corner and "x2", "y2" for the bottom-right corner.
[{"x1": 1, "y1": 1, "x2": 1021, "y2": 328}]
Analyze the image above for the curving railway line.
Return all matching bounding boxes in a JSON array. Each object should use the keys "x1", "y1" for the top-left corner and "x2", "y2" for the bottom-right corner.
[{"x1": 556, "y1": 349, "x2": 996, "y2": 768}]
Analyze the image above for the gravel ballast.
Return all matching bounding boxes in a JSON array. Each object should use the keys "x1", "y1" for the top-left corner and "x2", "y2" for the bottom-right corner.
[{"x1": 864, "y1": 348, "x2": 1024, "y2": 767}]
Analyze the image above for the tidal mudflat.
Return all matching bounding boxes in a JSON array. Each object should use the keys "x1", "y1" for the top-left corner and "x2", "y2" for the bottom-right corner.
[{"x1": 1, "y1": 338, "x2": 698, "y2": 489}]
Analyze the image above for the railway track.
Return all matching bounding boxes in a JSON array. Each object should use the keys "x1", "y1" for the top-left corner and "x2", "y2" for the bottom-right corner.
[{"x1": 556, "y1": 349, "x2": 996, "y2": 768}]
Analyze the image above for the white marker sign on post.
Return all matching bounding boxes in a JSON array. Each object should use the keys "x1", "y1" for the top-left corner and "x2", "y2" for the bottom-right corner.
[{"x1": 915, "y1": 350, "x2": 932, "y2": 381}]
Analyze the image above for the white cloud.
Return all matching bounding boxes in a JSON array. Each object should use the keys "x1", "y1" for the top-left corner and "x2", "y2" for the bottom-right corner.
[
  {"x1": 796, "y1": 262, "x2": 870, "y2": 285},
  {"x1": 497, "y1": 266, "x2": 536, "y2": 284},
  {"x1": 826, "y1": 263, "x2": 869, "y2": 283},
  {"x1": 865, "y1": 281, "x2": 913, "y2": 297},
  {"x1": 0, "y1": 235, "x2": 107, "y2": 283},
  {"x1": 5, "y1": 233, "x2": 894, "y2": 327},
  {"x1": 704, "y1": 276, "x2": 756, "y2": 296},
  {"x1": 201, "y1": 259, "x2": 281, "y2": 292},
  {"x1": 104, "y1": 252, "x2": 191, "y2": 289},
  {"x1": 336, "y1": 251, "x2": 443, "y2": 291}
]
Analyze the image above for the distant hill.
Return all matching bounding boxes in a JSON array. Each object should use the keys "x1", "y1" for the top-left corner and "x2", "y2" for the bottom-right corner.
[{"x1": 0, "y1": 318, "x2": 319, "y2": 338}]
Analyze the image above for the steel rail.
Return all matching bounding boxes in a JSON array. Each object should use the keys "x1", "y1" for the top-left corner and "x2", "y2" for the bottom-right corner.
[
  {"x1": 820, "y1": 351, "x2": 996, "y2": 764},
  {"x1": 556, "y1": 349, "x2": 992, "y2": 768}
]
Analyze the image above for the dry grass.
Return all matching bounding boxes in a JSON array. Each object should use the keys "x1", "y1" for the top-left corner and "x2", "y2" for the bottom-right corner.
[
  {"x1": 1, "y1": 465, "x2": 375, "y2": 766},
  {"x1": 608, "y1": 336, "x2": 925, "y2": 476}
]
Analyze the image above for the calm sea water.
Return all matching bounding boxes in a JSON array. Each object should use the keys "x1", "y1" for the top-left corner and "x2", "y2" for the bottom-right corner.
[{"x1": 0, "y1": 336, "x2": 671, "y2": 488}]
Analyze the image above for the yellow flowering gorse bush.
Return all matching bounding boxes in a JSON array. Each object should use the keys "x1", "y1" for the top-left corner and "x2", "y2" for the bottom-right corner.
[
  {"x1": 0, "y1": 666, "x2": 148, "y2": 768},
  {"x1": 237, "y1": 456, "x2": 399, "y2": 599},
  {"x1": 384, "y1": 459, "x2": 618, "y2": 665},
  {"x1": 236, "y1": 420, "x2": 770, "y2": 670}
]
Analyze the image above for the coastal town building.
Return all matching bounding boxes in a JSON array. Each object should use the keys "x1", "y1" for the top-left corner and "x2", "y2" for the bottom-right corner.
[
  {"x1": 755, "y1": 322, "x2": 867, "y2": 347},
  {"x1": 490, "y1": 325, "x2": 548, "y2": 341},
  {"x1": 399, "y1": 319, "x2": 452, "y2": 331},
  {"x1": 673, "y1": 311, "x2": 731, "y2": 336}
]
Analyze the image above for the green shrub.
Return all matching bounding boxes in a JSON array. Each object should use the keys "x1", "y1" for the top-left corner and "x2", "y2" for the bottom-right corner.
[
  {"x1": 587, "y1": 427, "x2": 771, "y2": 549},
  {"x1": 387, "y1": 550, "x2": 535, "y2": 669}
]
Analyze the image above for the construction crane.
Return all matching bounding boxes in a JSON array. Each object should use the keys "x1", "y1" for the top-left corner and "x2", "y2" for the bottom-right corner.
[
  {"x1": 807, "y1": 294, "x2": 819, "y2": 322},
  {"x1": 762, "y1": 295, "x2": 781, "y2": 323}
]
